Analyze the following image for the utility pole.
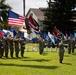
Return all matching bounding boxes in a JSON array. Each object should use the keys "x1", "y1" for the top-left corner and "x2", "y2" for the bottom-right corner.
[{"x1": 23, "y1": 0, "x2": 25, "y2": 16}]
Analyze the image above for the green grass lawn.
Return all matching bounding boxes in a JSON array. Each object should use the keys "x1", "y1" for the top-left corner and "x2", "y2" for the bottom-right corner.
[{"x1": 0, "y1": 43, "x2": 76, "y2": 75}]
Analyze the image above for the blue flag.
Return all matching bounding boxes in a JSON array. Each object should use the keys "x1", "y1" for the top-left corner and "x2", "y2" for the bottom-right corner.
[
  {"x1": 44, "y1": 32, "x2": 51, "y2": 42},
  {"x1": 48, "y1": 32, "x2": 55, "y2": 44}
]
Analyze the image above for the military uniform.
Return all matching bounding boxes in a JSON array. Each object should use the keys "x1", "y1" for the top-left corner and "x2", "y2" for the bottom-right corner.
[
  {"x1": 14, "y1": 34, "x2": 20, "y2": 58},
  {"x1": 14, "y1": 38, "x2": 19, "y2": 58},
  {"x1": 59, "y1": 41, "x2": 65, "y2": 63},
  {"x1": 67, "y1": 39, "x2": 71, "y2": 54},
  {"x1": 71, "y1": 37, "x2": 75, "y2": 53},
  {"x1": 9, "y1": 38, "x2": 14, "y2": 58},
  {"x1": 0, "y1": 37, "x2": 4, "y2": 58},
  {"x1": 4, "y1": 37, "x2": 9, "y2": 58},
  {"x1": 19, "y1": 37, "x2": 26, "y2": 57},
  {"x1": 38, "y1": 37, "x2": 45, "y2": 54}
]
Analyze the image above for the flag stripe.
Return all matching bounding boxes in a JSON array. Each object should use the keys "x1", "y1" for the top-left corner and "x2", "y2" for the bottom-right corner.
[
  {"x1": 29, "y1": 21, "x2": 39, "y2": 31},
  {"x1": 8, "y1": 18, "x2": 24, "y2": 25},
  {"x1": 51, "y1": 27, "x2": 62, "y2": 39},
  {"x1": 8, "y1": 10, "x2": 25, "y2": 26},
  {"x1": 29, "y1": 15, "x2": 39, "y2": 32}
]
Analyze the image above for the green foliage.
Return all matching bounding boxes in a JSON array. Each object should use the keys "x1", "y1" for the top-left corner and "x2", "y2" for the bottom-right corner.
[
  {"x1": 43, "y1": 0, "x2": 76, "y2": 33},
  {"x1": 0, "y1": 0, "x2": 11, "y2": 29}
]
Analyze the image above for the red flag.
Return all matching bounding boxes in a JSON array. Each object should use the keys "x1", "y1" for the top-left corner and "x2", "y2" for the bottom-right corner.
[
  {"x1": 28, "y1": 15, "x2": 39, "y2": 32},
  {"x1": 0, "y1": 32, "x2": 3, "y2": 37},
  {"x1": 8, "y1": 10, "x2": 25, "y2": 26},
  {"x1": 65, "y1": 31, "x2": 68, "y2": 39},
  {"x1": 51, "y1": 27, "x2": 62, "y2": 39}
]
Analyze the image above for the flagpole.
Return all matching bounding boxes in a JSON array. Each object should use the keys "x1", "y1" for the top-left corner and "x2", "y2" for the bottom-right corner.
[
  {"x1": 49, "y1": 0, "x2": 51, "y2": 8},
  {"x1": 23, "y1": 0, "x2": 25, "y2": 16}
]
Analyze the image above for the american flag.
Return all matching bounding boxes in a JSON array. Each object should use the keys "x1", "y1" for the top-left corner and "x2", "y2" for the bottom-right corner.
[{"x1": 8, "y1": 10, "x2": 25, "y2": 26}]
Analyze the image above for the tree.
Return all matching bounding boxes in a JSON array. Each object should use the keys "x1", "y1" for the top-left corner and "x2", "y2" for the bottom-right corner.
[
  {"x1": 0, "y1": 0, "x2": 11, "y2": 29},
  {"x1": 43, "y1": 0, "x2": 76, "y2": 33}
]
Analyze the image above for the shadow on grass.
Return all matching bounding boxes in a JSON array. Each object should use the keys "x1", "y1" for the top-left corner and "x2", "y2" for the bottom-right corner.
[
  {"x1": 1, "y1": 56, "x2": 30, "y2": 59},
  {"x1": 64, "y1": 55, "x2": 70, "y2": 57},
  {"x1": 62, "y1": 63, "x2": 72, "y2": 65},
  {"x1": 0, "y1": 63, "x2": 58, "y2": 69},
  {"x1": 22, "y1": 59, "x2": 50, "y2": 62},
  {"x1": 41, "y1": 52, "x2": 48, "y2": 56},
  {"x1": 72, "y1": 53, "x2": 76, "y2": 55}
]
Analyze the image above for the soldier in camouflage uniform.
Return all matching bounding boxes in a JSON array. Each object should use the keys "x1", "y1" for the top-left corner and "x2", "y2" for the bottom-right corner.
[
  {"x1": 59, "y1": 40, "x2": 65, "y2": 63},
  {"x1": 14, "y1": 33, "x2": 20, "y2": 58},
  {"x1": 67, "y1": 37, "x2": 72, "y2": 54},
  {"x1": 4, "y1": 36, "x2": 9, "y2": 58},
  {"x1": 9, "y1": 37, "x2": 14, "y2": 58},
  {"x1": 67, "y1": 37, "x2": 71, "y2": 54},
  {"x1": 71, "y1": 37, "x2": 75, "y2": 53},
  {"x1": 1, "y1": 37, "x2": 5, "y2": 57},
  {"x1": 19, "y1": 36, "x2": 26, "y2": 57},
  {"x1": 0, "y1": 37, "x2": 4, "y2": 58},
  {"x1": 38, "y1": 36, "x2": 45, "y2": 54}
]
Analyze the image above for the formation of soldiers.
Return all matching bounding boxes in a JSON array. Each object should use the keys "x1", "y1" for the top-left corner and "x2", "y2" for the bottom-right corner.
[
  {"x1": 0, "y1": 33, "x2": 26, "y2": 58},
  {"x1": 67, "y1": 37, "x2": 75, "y2": 54},
  {"x1": 0, "y1": 31, "x2": 75, "y2": 64},
  {"x1": 58, "y1": 36, "x2": 75, "y2": 63}
]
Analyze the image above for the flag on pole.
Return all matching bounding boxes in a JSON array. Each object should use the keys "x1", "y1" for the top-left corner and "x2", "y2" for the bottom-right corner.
[
  {"x1": 0, "y1": 32, "x2": 3, "y2": 37},
  {"x1": 48, "y1": 32, "x2": 55, "y2": 44},
  {"x1": 28, "y1": 15, "x2": 39, "y2": 32},
  {"x1": 19, "y1": 22, "x2": 27, "y2": 33},
  {"x1": 44, "y1": 32, "x2": 51, "y2": 42},
  {"x1": 25, "y1": 18, "x2": 32, "y2": 34},
  {"x1": 61, "y1": 33, "x2": 66, "y2": 43},
  {"x1": 51, "y1": 27, "x2": 62, "y2": 39},
  {"x1": 69, "y1": 33, "x2": 73, "y2": 39},
  {"x1": 65, "y1": 31, "x2": 68, "y2": 39},
  {"x1": 8, "y1": 10, "x2": 25, "y2": 26}
]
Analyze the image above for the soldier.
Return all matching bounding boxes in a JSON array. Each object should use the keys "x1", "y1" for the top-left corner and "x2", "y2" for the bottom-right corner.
[
  {"x1": 4, "y1": 36, "x2": 9, "y2": 58},
  {"x1": 0, "y1": 37, "x2": 4, "y2": 58},
  {"x1": 14, "y1": 33, "x2": 20, "y2": 58},
  {"x1": 67, "y1": 37, "x2": 71, "y2": 54},
  {"x1": 19, "y1": 36, "x2": 26, "y2": 57},
  {"x1": 1, "y1": 37, "x2": 5, "y2": 57},
  {"x1": 59, "y1": 40, "x2": 65, "y2": 63},
  {"x1": 9, "y1": 36, "x2": 14, "y2": 58},
  {"x1": 71, "y1": 37, "x2": 75, "y2": 53},
  {"x1": 0, "y1": 37, "x2": 2, "y2": 58},
  {"x1": 38, "y1": 35, "x2": 45, "y2": 54}
]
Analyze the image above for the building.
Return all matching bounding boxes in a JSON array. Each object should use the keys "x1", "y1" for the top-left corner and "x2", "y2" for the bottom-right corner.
[
  {"x1": 26, "y1": 8, "x2": 45, "y2": 26},
  {"x1": 26, "y1": 8, "x2": 76, "y2": 32}
]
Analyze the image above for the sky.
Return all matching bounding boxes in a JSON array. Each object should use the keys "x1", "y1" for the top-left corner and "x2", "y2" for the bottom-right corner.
[{"x1": 6, "y1": 0, "x2": 49, "y2": 15}]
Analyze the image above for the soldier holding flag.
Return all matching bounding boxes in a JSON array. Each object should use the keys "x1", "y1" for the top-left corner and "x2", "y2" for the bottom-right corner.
[
  {"x1": 71, "y1": 37, "x2": 75, "y2": 53},
  {"x1": 14, "y1": 33, "x2": 20, "y2": 58},
  {"x1": 19, "y1": 36, "x2": 26, "y2": 57},
  {"x1": 58, "y1": 39, "x2": 65, "y2": 63},
  {"x1": 0, "y1": 37, "x2": 4, "y2": 58},
  {"x1": 9, "y1": 35, "x2": 14, "y2": 58},
  {"x1": 38, "y1": 35, "x2": 45, "y2": 54},
  {"x1": 4, "y1": 35, "x2": 9, "y2": 58}
]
